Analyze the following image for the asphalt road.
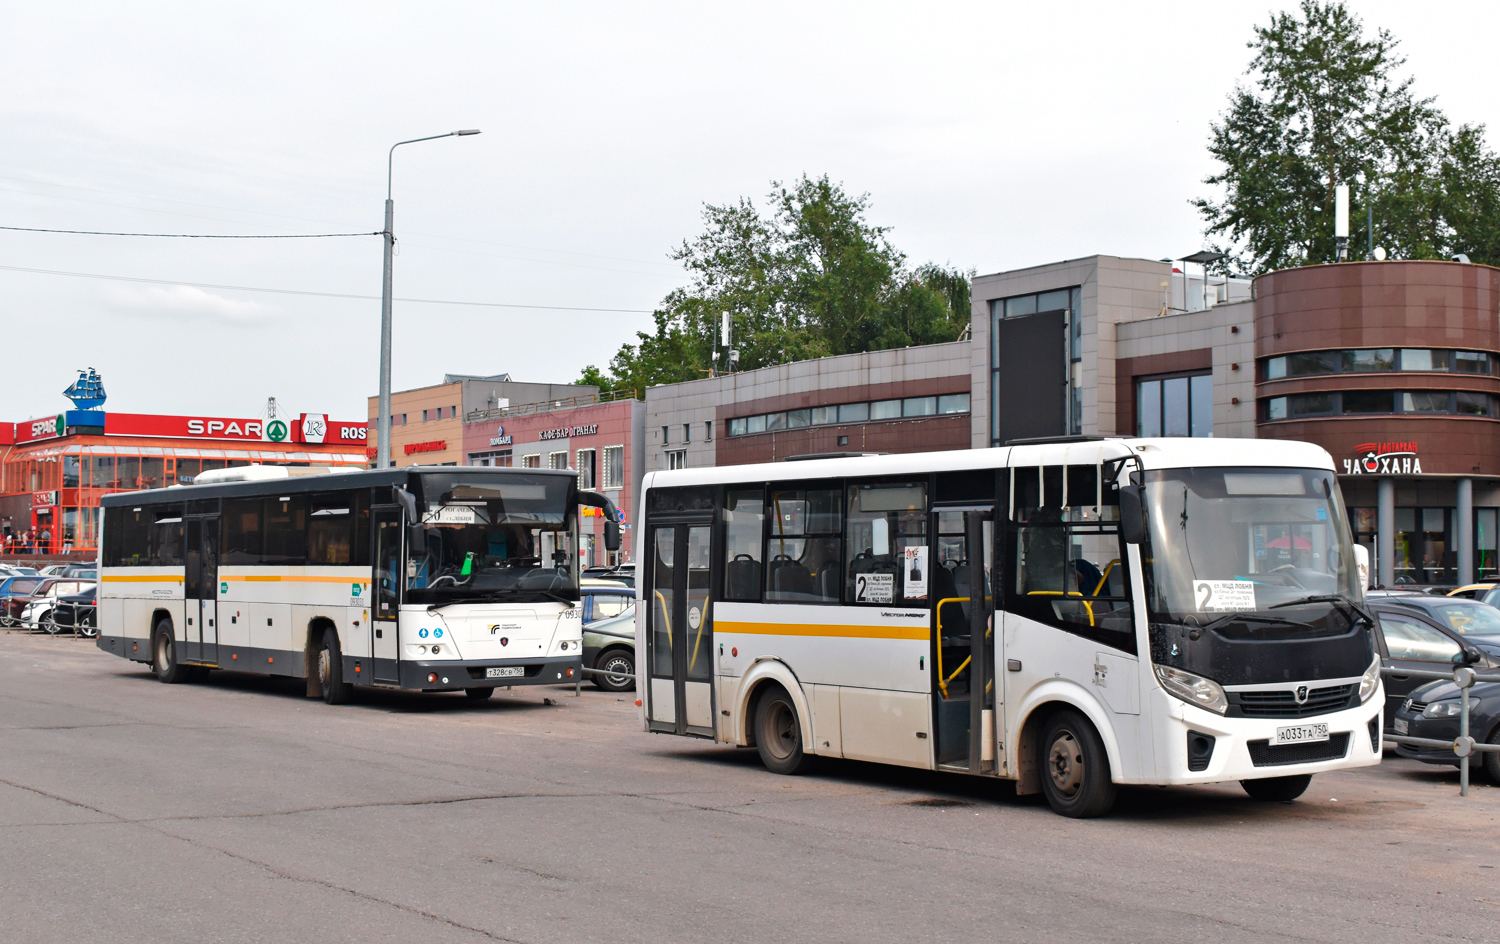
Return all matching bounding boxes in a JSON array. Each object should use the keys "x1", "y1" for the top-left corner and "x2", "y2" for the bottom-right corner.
[{"x1": 3, "y1": 633, "x2": 1500, "y2": 944}]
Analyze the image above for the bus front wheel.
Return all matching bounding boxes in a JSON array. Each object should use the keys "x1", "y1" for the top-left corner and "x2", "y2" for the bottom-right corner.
[
  {"x1": 1037, "y1": 709, "x2": 1117, "y2": 818},
  {"x1": 152, "y1": 620, "x2": 188, "y2": 684},
  {"x1": 318, "y1": 629, "x2": 354, "y2": 705},
  {"x1": 754, "y1": 685, "x2": 813, "y2": 776}
]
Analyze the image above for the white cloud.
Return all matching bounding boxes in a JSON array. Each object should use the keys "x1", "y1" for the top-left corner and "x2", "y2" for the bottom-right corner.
[{"x1": 102, "y1": 283, "x2": 278, "y2": 326}]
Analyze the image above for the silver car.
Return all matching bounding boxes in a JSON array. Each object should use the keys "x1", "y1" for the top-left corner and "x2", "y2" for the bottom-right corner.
[{"x1": 583, "y1": 604, "x2": 636, "y2": 692}]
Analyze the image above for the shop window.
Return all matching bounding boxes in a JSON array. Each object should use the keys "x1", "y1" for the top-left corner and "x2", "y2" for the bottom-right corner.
[
  {"x1": 845, "y1": 482, "x2": 928, "y2": 606},
  {"x1": 63, "y1": 455, "x2": 80, "y2": 488},
  {"x1": 602, "y1": 446, "x2": 625, "y2": 489},
  {"x1": 765, "y1": 487, "x2": 842, "y2": 604},
  {"x1": 1392, "y1": 507, "x2": 1452, "y2": 585},
  {"x1": 938, "y1": 393, "x2": 971, "y2": 414},
  {"x1": 1401, "y1": 391, "x2": 1450, "y2": 413},
  {"x1": 1137, "y1": 373, "x2": 1212, "y2": 436},
  {"x1": 723, "y1": 489, "x2": 765, "y2": 602},
  {"x1": 903, "y1": 397, "x2": 937, "y2": 418},
  {"x1": 118, "y1": 456, "x2": 141, "y2": 490},
  {"x1": 140, "y1": 457, "x2": 165, "y2": 490},
  {"x1": 1343, "y1": 349, "x2": 1395, "y2": 373},
  {"x1": 1342, "y1": 390, "x2": 1394, "y2": 414},
  {"x1": 1400, "y1": 349, "x2": 1450, "y2": 372},
  {"x1": 576, "y1": 449, "x2": 596, "y2": 489}
]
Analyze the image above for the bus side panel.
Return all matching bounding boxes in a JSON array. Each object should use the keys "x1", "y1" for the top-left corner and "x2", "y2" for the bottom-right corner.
[
  {"x1": 98, "y1": 568, "x2": 183, "y2": 663},
  {"x1": 839, "y1": 687, "x2": 931, "y2": 768}
]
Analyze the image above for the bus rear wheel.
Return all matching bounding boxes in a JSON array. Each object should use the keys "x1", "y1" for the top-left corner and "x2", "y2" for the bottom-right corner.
[
  {"x1": 1037, "y1": 709, "x2": 1117, "y2": 818},
  {"x1": 152, "y1": 620, "x2": 188, "y2": 684},
  {"x1": 1240, "y1": 774, "x2": 1312, "y2": 802},
  {"x1": 754, "y1": 685, "x2": 813, "y2": 776},
  {"x1": 318, "y1": 629, "x2": 353, "y2": 705},
  {"x1": 464, "y1": 687, "x2": 495, "y2": 701}
]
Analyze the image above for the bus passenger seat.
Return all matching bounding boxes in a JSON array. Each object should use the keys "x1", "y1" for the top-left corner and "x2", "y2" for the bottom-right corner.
[
  {"x1": 1074, "y1": 559, "x2": 1104, "y2": 597},
  {"x1": 726, "y1": 554, "x2": 761, "y2": 599}
]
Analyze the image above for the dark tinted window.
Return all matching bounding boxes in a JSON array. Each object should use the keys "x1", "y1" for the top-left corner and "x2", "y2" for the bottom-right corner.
[
  {"x1": 223, "y1": 498, "x2": 263, "y2": 565},
  {"x1": 309, "y1": 492, "x2": 355, "y2": 565},
  {"x1": 263, "y1": 495, "x2": 307, "y2": 565},
  {"x1": 151, "y1": 505, "x2": 185, "y2": 566},
  {"x1": 107, "y1": 506, "x2": 153, "y2": 567},
  {"x1": 1342, "y1": 390, "x2": 1394, "y2": 414}
]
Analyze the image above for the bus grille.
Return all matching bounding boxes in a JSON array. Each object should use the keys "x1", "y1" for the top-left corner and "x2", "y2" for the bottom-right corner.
[
  {"x1": 1247, "y1": 733, "x2": 1350, "y2": 767},
  {"x1": 1233, "y1": 684, "x2": 1356, "y2": 718}
]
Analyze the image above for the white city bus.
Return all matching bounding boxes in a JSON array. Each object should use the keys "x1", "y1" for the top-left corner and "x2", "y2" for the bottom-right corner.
[
  {"x1": 634, "y1": 437, "x2": 1382, "y2": 817},
  {"x1": 96, "y1": 465, "x2": 619, "y2": 703}
]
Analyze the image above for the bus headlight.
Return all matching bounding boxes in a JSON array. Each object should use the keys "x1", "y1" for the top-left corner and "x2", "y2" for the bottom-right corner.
[
  {"x1": 1358, "y1": 654, "x2": 1381, "y2": 704},
  {"x1": 1154, "y1": 664, "x2": 1227, "y2": 715}
]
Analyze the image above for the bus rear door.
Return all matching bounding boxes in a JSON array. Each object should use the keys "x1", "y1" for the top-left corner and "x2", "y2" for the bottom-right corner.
[
  {"x1": 184, "y1": 515, "x2": 220, "y2": 665},
  {"x1": 645, "y1": 520, "x2": 715, "y2": 737}
]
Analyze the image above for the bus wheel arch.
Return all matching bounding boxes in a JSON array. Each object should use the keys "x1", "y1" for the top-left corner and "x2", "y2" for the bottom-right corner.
[
  {"x1": 736, "y1": 660, "x2": 811, "y2": 751},
  {"x1": 1013, "y1": 687, "x2": 1123, "y2": 797}
]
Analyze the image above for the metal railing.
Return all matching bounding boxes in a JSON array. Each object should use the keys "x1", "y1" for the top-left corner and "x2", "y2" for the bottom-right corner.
[
  {"x1": 1381, "y1": 664, "x2": 1500, "y2": 796},
  {"x1": 3, "y1": 600, "x2": 96, "y2": 638},
  {"x1": 464, "y1": 388, "x2": 639, "y2": 424}
]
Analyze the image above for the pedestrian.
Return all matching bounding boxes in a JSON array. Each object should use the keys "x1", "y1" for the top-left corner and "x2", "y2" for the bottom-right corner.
[{"x1": 39, "y1": 526, "x2": 52, "y2": 556}]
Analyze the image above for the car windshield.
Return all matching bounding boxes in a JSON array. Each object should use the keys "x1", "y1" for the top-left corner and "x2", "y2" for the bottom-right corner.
[
  {"x1": 1416, "y1": 602, "x2": 1500, "y2": 636},
  {"x1": 405, "y1": 472, "x2": 578, "y2": 604},
  {"x1": 1143, "y1": 467, "x2": 1359, "y2": 630}
]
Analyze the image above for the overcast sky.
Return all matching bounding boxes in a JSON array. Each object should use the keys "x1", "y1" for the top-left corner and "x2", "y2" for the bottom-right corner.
[{"x1": 3, "y1": 1, "x2": 1497, "y2": 424}]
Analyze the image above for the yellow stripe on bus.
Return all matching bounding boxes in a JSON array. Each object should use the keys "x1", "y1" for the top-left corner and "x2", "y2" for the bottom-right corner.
[
  {"x1": 715, "y1": 620, "x2": 928, "y2": 641},
  {"x1": 229, "y1": 576, "x2": 366, "y2": 584},
  {"x1": 100, "y1": 575, "x2": 184, "y2": 583}
]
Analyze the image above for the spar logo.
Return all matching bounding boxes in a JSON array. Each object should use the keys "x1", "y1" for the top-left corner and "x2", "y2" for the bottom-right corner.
[{"x1": 1343, "y1": 441, "x2": 1423, "y2": 475}]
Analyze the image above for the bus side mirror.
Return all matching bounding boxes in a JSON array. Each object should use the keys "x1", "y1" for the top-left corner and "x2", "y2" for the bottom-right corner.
[
  {"x1": 1118, "y1": 486, "x2": 1146, "y2": 545},
  {"x1": 605, "y1": 519, "x2": 621, "y2": 552}
]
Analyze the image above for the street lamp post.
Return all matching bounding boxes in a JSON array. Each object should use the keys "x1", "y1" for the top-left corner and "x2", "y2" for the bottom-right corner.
[{"x1": 376, "y1": 129, "x2": 480, "y2": 469}]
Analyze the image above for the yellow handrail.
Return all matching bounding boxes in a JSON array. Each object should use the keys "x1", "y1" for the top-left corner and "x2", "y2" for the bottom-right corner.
[
  {"x1": 687, "y1": 592, "x2": 710, "y2": 673},
  {"x1": 654, "y1": 589, "x2": 672, "y2": 646},
  {"x1": 1091, "y1": 559, "x2": 1121, "y2": 597},
  {"x1": 1025, "y1": 590, "x2": 1095, "y2": 626},
  {"x1": 933, "y1": 596, "x2": 994, "y2": 699}
]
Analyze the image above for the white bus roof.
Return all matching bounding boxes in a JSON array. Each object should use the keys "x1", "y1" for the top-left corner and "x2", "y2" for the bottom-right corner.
[{"x1": 643, "y1": 437, "x2": 1335, "y2": 490}]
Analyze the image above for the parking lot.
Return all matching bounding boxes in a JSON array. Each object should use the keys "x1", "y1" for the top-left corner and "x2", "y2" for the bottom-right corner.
[{"x1": 3, "y1": 633, "x2": 1500, "y2": 943}]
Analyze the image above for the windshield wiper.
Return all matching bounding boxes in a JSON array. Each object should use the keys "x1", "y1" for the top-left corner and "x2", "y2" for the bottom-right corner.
[
  {"x1": 1195, "y1": 612, "x2": 1312, "y2": 634},
  {"x1": 426, "y1": 597, "x2": 491, "y2": 612},
  {"x1": 1268, "y1": 593, "x2": 1375, "y2": 627},
  {"x1": 529, "y1": 589, "x2": 577, "y2": 608}
]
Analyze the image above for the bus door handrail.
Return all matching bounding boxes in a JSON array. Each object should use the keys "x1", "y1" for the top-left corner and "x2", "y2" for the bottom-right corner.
[
  {"x1": 1025, "y1": 590, "x2": 1095, "y2": 627},
  {"x1": 934, "y1": 595, "x2": 993, "y2": 699},
  {"x1": 654, "y1": 590, "x2": 672, "y2": 646},
  {"x1": 688, "y1": 593, "x2": 710, "y2": 673}
]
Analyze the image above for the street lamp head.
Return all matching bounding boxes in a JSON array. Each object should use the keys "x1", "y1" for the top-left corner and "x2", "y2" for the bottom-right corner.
[{"x1": 453, "y1": 129, "x2": 481, "y2": 136}]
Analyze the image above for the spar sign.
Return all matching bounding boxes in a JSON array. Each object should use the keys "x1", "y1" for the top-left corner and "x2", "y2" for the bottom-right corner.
[{"x1": 1343, "y1": 441, "x2": 1423, "y2": 475}]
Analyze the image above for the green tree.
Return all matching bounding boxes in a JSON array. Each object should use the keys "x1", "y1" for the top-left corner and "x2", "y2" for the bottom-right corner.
[
  {"x1": 581, "y1": 175, "x2": 972, "y2": 391},
  {"x1": 1195, "y1": 0, "x2": 1500, "y2": 272}
]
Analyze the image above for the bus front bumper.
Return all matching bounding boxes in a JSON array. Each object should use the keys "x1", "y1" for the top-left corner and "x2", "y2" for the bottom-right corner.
[{"x1": 397, "y1": 656, "x2": 582, "y2": 691}]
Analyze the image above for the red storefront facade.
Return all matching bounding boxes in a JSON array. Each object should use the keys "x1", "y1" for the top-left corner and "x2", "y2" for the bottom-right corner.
[{"x1": 0, "y1": 411, "x2": 367, "y2": 556}]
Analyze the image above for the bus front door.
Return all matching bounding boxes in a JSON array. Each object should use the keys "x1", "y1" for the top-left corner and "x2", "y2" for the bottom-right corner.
[
  {"x1": 371, "y1": 507, "x2": 402, "y2": 684},
  {"x1": 184, "y1": 516, "x2": 220, "y2": 665},
  {"x1": 645, "y1": 522, "x2": 714, "y2": 737},
  {"x1": 931, "y1": 506, "x2": 996, "y2": 774}
]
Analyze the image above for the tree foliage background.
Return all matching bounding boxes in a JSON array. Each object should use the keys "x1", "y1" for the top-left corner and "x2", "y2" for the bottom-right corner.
[
  {"x1": 1195, "y1": 0, "x2": 1500, "y2": 274},
  {"x1": 580, "y1": 175, "x2": 972, "y2": 393}
]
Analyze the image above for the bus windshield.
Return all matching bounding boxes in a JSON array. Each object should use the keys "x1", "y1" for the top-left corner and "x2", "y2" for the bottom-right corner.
[
  {"x1": 408, "y1": 472, "x2": 578, "y2": 604},
  {"x1": 1142, "y1": 467, "x2": 1359, "y2": 631}
]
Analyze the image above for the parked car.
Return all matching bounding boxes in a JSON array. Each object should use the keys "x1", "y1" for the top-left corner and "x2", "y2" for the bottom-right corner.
[
  {"x1": 583, "y1": 604, "x2": 636, "y2": 692},
  {"x1": 37, "y1": 564, "x2": 69, "y2": 576},
  {"x1": 580, "y1": 578, "x2": 633, "y2": 621},
  {"x1": 61, "y1": 565, "x2": 97, "y2": 579},
  {"x1": 1370, "y1": 600, "x2": 1498, "y2": 732},
  {"x1": 45, "y1": 586, "x2": 97, "y2": 637},
  {"x1": 1391, "y1": 675, "x2": 1500, "y2": 783},
  {"x1": 1447, "y1": 583, "x2": 1497, "y2": 599},
  {"x1": 8, "y1": 577, "x2": 93, "y2": 631},
  {"x1": 1375, "y1": 595, "x2": 1500, "y2": 648},
  {"x1": 0, "y1": 575, "x2": 47, "y2": 625}
]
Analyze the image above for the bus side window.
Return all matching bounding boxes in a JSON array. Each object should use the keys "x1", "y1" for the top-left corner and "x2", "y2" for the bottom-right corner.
[
  {"x1": 118, "y1": 509, "x2": 151, "y2": 567},
  {"x1": 223, "y1": 498, "x2": 264, "y2": 565},
  {"x1": 1008, "y1": 465, "x2": 1135, "y2": 652},
  {"x1": 766, "y1": 488, "x2": 842, "y2": 604},
  {"x1": 722, "y1": 488, "x2": 765, "y2": 602},
  {"x1": 846, "y1": 482, "x2": 928, "y2": 605},
  {"x1": 309, "y1": 492, "x2": 355, "y2": 565},
  {"x1": 150, "y1": 505, "x2": 184, "y2": 566}
]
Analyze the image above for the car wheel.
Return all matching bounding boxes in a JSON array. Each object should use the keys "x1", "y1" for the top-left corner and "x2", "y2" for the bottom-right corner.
[
  {"x1": 464, "y1": 687, "x2": 495, "y2": 701},
  {"x1": 593, "y1": 648, "x2": 635, "y2": 692},
  {"x1": 77, "y1": 618, "x2": 99, "y2": 639},
  {"x1": 39, "y1": 610, "x2": 58, "y2": 635},
  {"x1": 1240, "y1": 774, "x2": 1313, "y2": 802},
  {"x1": 1037, "y1": 709, "x2": 1117, "y2": 818},
  {"x1": 152, "y1": 620, "x2": 188, "y2": 684},
  {"x1": 754, "y1": 685, "x2": 814, "y2": 775}
]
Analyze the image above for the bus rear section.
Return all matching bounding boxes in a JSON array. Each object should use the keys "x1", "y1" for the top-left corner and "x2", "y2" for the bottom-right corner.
[
  {"x1": 97, "y1": 466, "x2": 619, "y2": 702},
  {"x1": 634, "y1": 439, "x2": 1382, "y2": 817}
]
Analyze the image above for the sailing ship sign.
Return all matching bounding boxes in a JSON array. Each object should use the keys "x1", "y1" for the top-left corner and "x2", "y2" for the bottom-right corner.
[{"x1": 63, "y1": 368, "x2": 107, "y2": 411}]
